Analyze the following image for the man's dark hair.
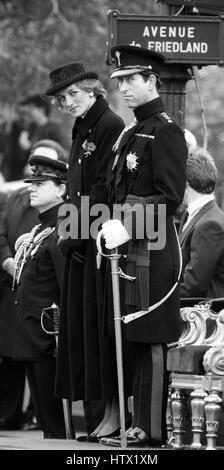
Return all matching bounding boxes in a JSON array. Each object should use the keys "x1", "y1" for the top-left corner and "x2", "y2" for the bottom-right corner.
[
  {"x1": 140, "y1": 70, "x2": 162, "y2": 91},
  {"x1": 186, "y1": 147, "x2": 217, "y2": 194}
]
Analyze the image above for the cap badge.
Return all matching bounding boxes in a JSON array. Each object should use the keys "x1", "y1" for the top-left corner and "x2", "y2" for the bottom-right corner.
[{"x1": 115, "y1": 51, "x2": 121, "y2": 67}]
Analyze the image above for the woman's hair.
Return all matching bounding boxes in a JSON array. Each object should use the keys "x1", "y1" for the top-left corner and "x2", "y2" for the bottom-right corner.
[
  {"x1": 76, "y1": 78, "x2": 107, "y2": 98},
  {"x1": 49, "y1": 78, "x2": 107, "y2": 115},
  {"x1": 186, "y1": 147, "x2": 217, "y2": 194}
]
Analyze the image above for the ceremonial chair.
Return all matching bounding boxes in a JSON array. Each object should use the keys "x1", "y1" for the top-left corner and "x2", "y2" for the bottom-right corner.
[{"x1": 166, "y1": 298, "x2": 224, "y2": 450}]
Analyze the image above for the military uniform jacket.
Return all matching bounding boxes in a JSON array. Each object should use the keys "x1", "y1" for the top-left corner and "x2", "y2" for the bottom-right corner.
[
  {"x1": 108, "y1": 97, "x2": 187, "y2": 344},
  {"x1": 12, "y1": 204, "x2": 65, "y2": 361}
]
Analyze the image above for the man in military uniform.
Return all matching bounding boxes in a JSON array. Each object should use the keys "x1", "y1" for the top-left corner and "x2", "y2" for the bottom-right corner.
[
  {"x1": 11, "y1": 154, "x2": 68, "y2": 438},
  {"x1": 0, "y1": 140, "x2": 66, "y2": 432},
  {"x1": 101, "y1": 45, "x2": 187, "y2": 446}
]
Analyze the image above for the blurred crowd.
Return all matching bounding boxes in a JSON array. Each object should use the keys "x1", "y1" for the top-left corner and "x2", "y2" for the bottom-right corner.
[{"x1": 0, "y1": 94, "x2": 70, "y2": 186}]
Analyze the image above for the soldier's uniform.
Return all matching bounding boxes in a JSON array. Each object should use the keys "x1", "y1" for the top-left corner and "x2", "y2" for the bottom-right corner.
[
  {"x1": 107, "y1": 45, "x2": 188, "y2": 445},
  {"x1": 12, "y1": 155, "x2": 68, "y2": 439}
]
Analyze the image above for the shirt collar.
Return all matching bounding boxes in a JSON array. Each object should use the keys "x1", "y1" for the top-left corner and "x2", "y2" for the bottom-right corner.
[{"x1": 187, "y1": 193, "x2": 215, "y2": 217}]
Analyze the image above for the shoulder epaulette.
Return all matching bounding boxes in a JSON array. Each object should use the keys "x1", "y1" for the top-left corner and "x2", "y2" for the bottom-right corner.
[
  {"x1": 159, "y1": 112, "x2": 173, "y2": 124},
  {"x1": 134, "y1": 133, "x2": 155, "y2": 139}
]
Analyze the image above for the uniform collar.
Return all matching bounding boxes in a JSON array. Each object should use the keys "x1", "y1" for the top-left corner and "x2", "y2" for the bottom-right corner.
[
  {"x1": 72, "y1": 96, "x2": 109, "y2": 139},
  {"x1": 39, "y1": 203, "x2": 62, "y2": 226},
  {"x1": 134, "y1": 97, "x2": 165, "y2": 122}
]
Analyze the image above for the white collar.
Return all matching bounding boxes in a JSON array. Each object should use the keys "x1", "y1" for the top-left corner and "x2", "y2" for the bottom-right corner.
[{"x1": 187, "y1": 193, "x2": 215, "y2": 217}]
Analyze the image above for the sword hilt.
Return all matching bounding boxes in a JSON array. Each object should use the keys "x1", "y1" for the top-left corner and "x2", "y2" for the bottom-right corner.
[
  {"x1": 41, "y1": 303, "x2": 60, "y2": 336},
  {"x1": 96, "y1": 229, "x2": 122, "y2": 262}
]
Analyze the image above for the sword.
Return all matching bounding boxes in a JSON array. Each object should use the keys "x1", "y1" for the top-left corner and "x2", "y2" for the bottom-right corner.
[
  {"x1": 109, "y1": 248, "x2": 127, "y2": 448},
  {"x1": 96, "y1": 232, "x2": 135, "y2": 448},
  {"x1": 41, "y1": 304, "x2": 74, "y2": 439}
]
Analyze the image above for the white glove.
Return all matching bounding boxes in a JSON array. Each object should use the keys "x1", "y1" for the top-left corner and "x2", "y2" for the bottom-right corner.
[{"x1": 101, "y1": 219, "x2": 130, "y2": 250}]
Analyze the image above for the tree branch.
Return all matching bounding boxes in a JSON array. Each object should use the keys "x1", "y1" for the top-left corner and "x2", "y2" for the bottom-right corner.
[{"x1": 49, "y1": 0, "x2": 72, "y2": 28}]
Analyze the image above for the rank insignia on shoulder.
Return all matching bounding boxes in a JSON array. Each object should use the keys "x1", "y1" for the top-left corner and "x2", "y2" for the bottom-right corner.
[
  {"x1": 134, "y1": 133, "x2": 155, "y2": 139},
  {"x1": 160, "y1": 112, "x2": 173, "y2": 123}
]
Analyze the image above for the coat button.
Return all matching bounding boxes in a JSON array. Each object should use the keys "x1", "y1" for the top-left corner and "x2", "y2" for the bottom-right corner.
[
  {"x1": 77, "y1": 191, "x2": 80, "y2": 197},
  {"x1": 14, "y1": 300, "x2": 19, "y2": 305},
  {"x1": 78, "y1": 159, "x2": 81, "y2": 164}
]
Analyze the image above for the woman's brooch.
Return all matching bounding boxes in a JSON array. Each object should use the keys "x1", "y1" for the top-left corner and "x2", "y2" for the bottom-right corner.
[{"x1": 82, "y1": 139, "x2": 96, "y2": 157}]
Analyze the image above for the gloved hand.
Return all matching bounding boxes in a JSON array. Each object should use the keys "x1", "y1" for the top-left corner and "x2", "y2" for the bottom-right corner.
[{"x1": 101, "y1": 219, "x2": 131, "y2": 250}]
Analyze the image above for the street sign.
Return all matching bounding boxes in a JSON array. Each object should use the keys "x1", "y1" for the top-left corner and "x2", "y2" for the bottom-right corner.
[
  {"x1": 158, "y1": 1, "x2": 224, "y2": 14},
  {"x1": 107, "y1": 11, "x2": 224, "y2": 65}
]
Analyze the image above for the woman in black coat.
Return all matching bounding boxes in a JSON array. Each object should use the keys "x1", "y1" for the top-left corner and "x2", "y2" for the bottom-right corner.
[{"x1": 44, "y1": 63, "x2": 131, "y2": 439}]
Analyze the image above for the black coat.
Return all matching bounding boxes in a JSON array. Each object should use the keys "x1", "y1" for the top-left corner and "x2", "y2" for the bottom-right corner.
[
  {"x1": 107, "y1": 97, "x2": 187, "y2": 344},
  {"x1": 55, "y1": 97, "x2": 130, "y2": 401},
  {"x1": 0, "y1": 189, "x2": 39, "y2": 357},
  {"x1": 180, "y1": 200, "x2": 224, "y2": 298},
  {"x1": 12, "y1": 204, "x2": 65, "y2": 361}
]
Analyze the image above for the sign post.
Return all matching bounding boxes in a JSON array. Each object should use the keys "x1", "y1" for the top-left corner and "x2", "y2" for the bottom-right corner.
[
  {"x1": 107, "y1": 9, "x2": 224, "y2": 127},
  {"x1": 107, "y1": 12, "x2": 224, "y2": 66},
  {"x1": 158, "y1": 1, "x2": 224, "y2": 15}
]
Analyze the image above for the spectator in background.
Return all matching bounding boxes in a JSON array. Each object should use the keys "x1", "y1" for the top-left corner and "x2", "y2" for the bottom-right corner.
[
  {"x1": 0, "y1": 95, "x2": 69, "y2": 182},
  {"x1": 0, "y1": 101, "x2": 31, "y2": 181},
  {"x1": 0, "y1": 190, "x2": 27, "y2": 430},
  {"x1": 174, "y1": 129, "x2": 197, "y2": 232},
  {"x1": 0, "y1": 140, "x2": 66, "y2": 432},
  {"x1": 21, "y1": 95, "x2": 69, "y2": 152},
  {"x1": 179, "y1": 146, "x2": 224, "y2": 299}
]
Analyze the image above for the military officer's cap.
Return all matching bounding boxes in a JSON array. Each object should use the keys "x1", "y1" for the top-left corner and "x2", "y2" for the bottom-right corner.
[
  {"x1": 24, "y1": 155, "x2": 68, "y2": 183},
  {"x1": 110, "y1": 45, "x2": 165, "y2": 79}
]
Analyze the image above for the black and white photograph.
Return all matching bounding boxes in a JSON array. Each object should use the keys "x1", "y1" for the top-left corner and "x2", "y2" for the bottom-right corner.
[{"x1": 0, "y1": 0, "x2": 224, "y2": 465}]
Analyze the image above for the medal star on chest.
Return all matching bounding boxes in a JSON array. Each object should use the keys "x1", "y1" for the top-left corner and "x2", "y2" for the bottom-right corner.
[{"x1": 126, "y1": 152, "x2": 139, "y2": 172}]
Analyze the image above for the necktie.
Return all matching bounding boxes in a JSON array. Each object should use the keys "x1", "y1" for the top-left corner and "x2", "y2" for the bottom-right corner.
[{"x1": 179, "y1": 209, "x2": 189, "y2": 234}]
